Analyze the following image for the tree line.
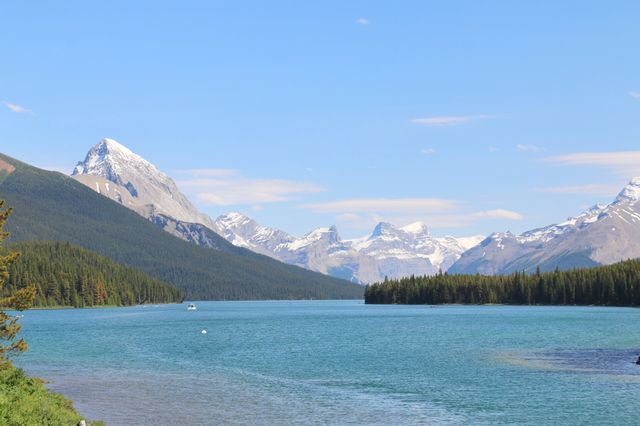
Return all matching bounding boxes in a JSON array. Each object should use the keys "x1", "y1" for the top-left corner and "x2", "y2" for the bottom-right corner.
[
  {"x1": 364, "y1": 260, "x2": 640, "y2": 306},
  {"x1": 1, "y1": 241, "x2": 182, "y2": 308}
]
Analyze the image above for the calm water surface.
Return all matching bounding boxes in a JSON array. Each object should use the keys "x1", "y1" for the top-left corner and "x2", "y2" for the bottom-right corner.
[{"x1": 14, "y1": 301, "x2": 640, "y2": 425}]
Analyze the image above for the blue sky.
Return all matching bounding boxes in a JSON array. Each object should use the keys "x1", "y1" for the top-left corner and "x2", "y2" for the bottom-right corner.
[{"x1": 2, "y1": 1, "x2": 640, "y2": 238}]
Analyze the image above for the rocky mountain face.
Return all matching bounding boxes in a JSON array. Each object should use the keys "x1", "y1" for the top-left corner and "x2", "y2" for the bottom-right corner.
[
  {"x1": 72, "y1": 138, "x2": 483, "y2": 283},
  {"x1": 215, "y1": 213, "x2": 484, "y2": 283},
  {"x1": 449, "y1": 178, "x2": 640, "y2": 275},
  {"x1": 72, "y1": 138, "x2": 220, "y2": 237}
]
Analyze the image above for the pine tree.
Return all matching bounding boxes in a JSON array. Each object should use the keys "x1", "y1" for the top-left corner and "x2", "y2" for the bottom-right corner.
[{"x1": 0, "y1": 200, "x2": 35, "y2": 364}]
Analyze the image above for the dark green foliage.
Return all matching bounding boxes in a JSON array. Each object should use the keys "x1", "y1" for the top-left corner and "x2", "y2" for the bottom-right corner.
[
  {"x1": 0, "y1": 154, "x2": 364, "y2": 300},
  {"x1": 1, "y1": 241, "x2": 182, "y2": 307},
  {"x1": 0, "y1": 362, "x2": 104, "y2": 425},
  {"x1": 365, "y1": 259, "x2": 640, "y2": 306}
]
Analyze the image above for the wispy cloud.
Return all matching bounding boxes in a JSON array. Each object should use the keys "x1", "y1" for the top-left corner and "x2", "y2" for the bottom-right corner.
[
  {"x1": 629, "y1": 91, "x2": 640, "y2": 99},
  {"x1": 301, "y1": 198, "x2": 459, "y2": 214},
  {"x1": 542, "y1": 151, "x2": 640, "y2": 177},
  {"x1": 302, "y1": 198, "x2": 522, "y2": 232},
  {"x1": 176, "y1": 169, "x2": 324, "y2": 206},
  {"x1": 355, "y1": 18, "x2": 369, "y2": 26},
  {"x1": 533, "y1": 183, "x2": 620, "y2": 196},
  {"x1": 516, "y1": 144, "x2": 546, "y2": 153},
  {"x1": 3, "y1": 101, "x2": 29, "y2": 113},
  {"x1": 420, "y1": 148, "x2": 437, "y2": 155},
  {"x1": 411, "y1": 114, "x2": 493, "y2": 126},
  {"x1": 335, "y1": 210, "x2": 522, "y2": 234},
  {"x1": 174, "y1": 168, "x2": 237, "y2": 177},
  {"x1": 472, "y1": 209, "x2": 523, "y2": 220}
]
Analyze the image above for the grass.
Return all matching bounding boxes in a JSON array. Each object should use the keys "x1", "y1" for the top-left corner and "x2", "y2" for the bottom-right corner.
[{"x1": 0, "y1": 361, "x2": 103, "y2": 426}]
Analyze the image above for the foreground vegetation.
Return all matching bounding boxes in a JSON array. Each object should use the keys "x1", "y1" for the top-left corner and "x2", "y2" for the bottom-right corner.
[
  {"x1": 0, "y1": 362, "x2": 103, "y2": 425},
  {"x1": 2, "y1": 241, "x2": 182, "y2": 307},
  {"x1": 365, "y1": 259, "x2": 640, "y2": 305},
  {"x1": 0, "y1": 199, "x2": 100, "y2": 425}
]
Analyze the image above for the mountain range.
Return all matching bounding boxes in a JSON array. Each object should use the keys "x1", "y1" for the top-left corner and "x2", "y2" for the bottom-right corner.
[
  {"x1": 67, "y1": 138, "x2": 640, "y2": 281},
  {"x1": 214, "y1": 212, "x2": 484, "y2": 283},
  {"x1": 0, "y1": 139, "x2": 640, "y2": 288},
  {"x1": 70, "y1": 138, "x2": 484, "y2": 283},
  {"x1": 0, "y1": 152, "x2": 363, "y2": 300}
]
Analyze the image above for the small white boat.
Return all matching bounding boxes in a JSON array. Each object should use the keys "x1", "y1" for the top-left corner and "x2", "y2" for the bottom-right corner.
[{"x1": 187, "y1": 303, "x2": 197, "y2": 311}]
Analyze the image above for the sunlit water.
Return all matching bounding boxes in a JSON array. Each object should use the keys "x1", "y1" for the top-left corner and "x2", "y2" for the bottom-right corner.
[{"x1": 13, "y1": 301, "x2": 640, "y2": 425}]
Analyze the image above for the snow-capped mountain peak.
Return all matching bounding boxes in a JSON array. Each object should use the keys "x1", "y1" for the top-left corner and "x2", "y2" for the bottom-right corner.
[
  {"x1": 615, "y1": 177, "x2": 640, "y2": 204},
  {"x1": 369, "y1": 222, "x2": 402, "y2": 240},
  {"x1": 214, "y1": 212, "x2": 295, "y2": 256},
  {"x1": 401, "y1": 221, "x2": 430, "y2": 235},
  {"x1": 216, "y1": 211, "x2": 254, "y2": 229},
  {"x1": 72, "y1": 138, "x2": 147, "y2": 184},
  {"x1": 72, "y1": 138, "x2": 217, "y2": 229}
]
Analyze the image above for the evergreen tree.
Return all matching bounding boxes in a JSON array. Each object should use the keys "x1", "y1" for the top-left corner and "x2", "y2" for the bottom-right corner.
[{"x1": 0, "y1": 200, "x2": 35, "y2": 363}]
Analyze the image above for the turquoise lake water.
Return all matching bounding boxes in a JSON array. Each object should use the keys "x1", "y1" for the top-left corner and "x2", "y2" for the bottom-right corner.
[{"x1": 13, "y1": 301, "x2": 640, "y2": 425}]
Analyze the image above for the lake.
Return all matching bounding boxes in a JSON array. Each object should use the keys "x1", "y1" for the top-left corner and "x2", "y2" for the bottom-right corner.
[{"x1": 14, "y1": 301, "x2": 640, "y2": 425}]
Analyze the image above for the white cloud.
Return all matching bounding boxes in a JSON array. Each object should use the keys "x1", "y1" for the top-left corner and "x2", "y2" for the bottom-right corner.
[
  {"x1": 472, "y1": 209, "x2": 523, "y2": 221},
  {"x1": 176, "y1": 169, "x2": 324, "y2": 206},
  {"x1": 3, "y1": 101, "x2": 29, "y2": 113},
  {"x1": 629, "y1": 91, "x2": 640, "y2": 99},
  {"x1": 533, "y1": 183, "x2": 620, "y2": 196},
  {"x1": 355, "y1": 18, "x2": 369, "y2": 25},
  {"x1": 301, "y1": 198, "x2": 459, "y2": 214},
  {"x1": 335, "y1": 213, "x2": 363, "y2": 222},
  {"x1": 542, "y1": 151, "x2": 640, "y2": 177},
  {"x1": 420, "y1": 148, "x2": 436, "y2": 155},
  {"x1": 175, "y1": 168, "x2": 238, "y2": 177},
  {"x1": 411, "y1": 114, "x2": 493, "y2": 126},
  {"x1": 303, "y1": 198, "x2": 522, "y2": 232},
  {"x1": 334, "y1": 210, "x2": 523, "y2": 234},
  {"x1": 488, "y1": 146, "x2": 499, "y2": 152},
  {"x1": 516, "y1": 144, "x2": 546, "y2": 153}
]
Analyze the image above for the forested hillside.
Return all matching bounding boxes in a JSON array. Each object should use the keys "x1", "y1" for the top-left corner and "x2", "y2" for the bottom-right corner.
[
  {"x1": 1, "y1": 241, "x2": 182, "y2": 307},
  {"x1": 365, "y1": 260, "x2": 640, "y2": 306},
  {"x1": 0, "y1": 154, "x2": 363, "y2": 300}
]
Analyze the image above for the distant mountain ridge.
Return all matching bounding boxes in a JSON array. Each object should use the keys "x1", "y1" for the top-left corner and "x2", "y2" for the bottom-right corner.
[
  {"x1": 72, "y1": 139, "x2": 484, "y2": 283},
  {"x1": 215, "y1": 212, "x2": 484, "y2": 283},
  {"x1": 449, "y1": 178, "x2": 640, "y2": 275}
]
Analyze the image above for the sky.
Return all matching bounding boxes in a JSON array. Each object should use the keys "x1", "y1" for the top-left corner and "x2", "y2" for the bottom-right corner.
[{"x1": 2, "y1": 1, "x2": 640, "y2": 239}]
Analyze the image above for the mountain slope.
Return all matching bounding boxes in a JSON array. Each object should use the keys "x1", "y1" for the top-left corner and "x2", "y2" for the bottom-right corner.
[
  {"x1": 215, "y1": 213, "x2": 484, "y2": 283},
  {"x1": 0, "y1": 153, "x2": 363, "y2": 300},
  {"x1": 3, "y1": 241, "x2": 182, "y2": 307},
  {"x1": 449, "y1": 178, "x2": 640, "y2": 274}
]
